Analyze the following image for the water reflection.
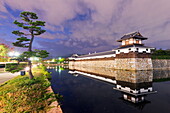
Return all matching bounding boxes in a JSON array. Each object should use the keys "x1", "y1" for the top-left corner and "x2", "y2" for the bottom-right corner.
[
  {"x1": 48, "y1": 66, "x2": 170, "y2": 113},
  {"x1": 47, "y1": 65, "x2": 69, "y2": 74},
  {"x1": 69, "y1": 66, "x2": 157, "y2": 104}
]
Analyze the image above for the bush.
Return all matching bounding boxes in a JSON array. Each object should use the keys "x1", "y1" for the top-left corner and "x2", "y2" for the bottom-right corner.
[
  {"x1": 5, "y1": 63, "x2": 27, "y2": 73},
  {"x1": 151, "y1": 49, "x2": 170, "y2": 59}
]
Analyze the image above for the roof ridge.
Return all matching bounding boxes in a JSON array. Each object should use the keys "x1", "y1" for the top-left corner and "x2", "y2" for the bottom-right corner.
[{"x1": 124, "y1": 31, "x2": 138, "y2": 36}]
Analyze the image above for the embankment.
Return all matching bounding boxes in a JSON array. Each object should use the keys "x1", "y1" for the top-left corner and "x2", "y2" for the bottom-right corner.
[{"x1": 152, "y1": 59, "x2": 170, "y2": 70}]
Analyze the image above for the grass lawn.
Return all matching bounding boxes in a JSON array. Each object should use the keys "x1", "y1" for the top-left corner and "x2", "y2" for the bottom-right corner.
[{"x1": 0, "y1": 65, "x2": 58, "y2": 113}]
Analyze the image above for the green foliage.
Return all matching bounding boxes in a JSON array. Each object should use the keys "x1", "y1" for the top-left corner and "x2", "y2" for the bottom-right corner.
[
  {"x1": 152, "y1": 55, "x2": 170, "y2": 59},
  {"x1": 0, "y1": 76, "x2": 54, "y2": 112},
  {"x1": 0, "y1": 65, "x2": 62, "y2": 112},
  {"x1": 0, "y1": 44, "x2": 11, "y2": 62},
  {"x1": 58, "y1": 58, "x2": 65, "y2": 63},
  {"x1": 153, "y1": 78, "x2": 170, "y2": 82},
  {"x1": 20, "y1": 49, "x2": 49, "y2": 59},
  {"x1": 12, "y1": 11, "x2": 46, "y2": 49},
  {"x1": 152, "y1": 49, "x2": 170, "y2": 59},
  {"x1": 48, "y1": 58, "x2": 66, "y2": 64},
  {"x1": 12, "y1": 11, "x2": 49, "y2": 58},
  {"x1": 37, "y1": 65, "x2": 51, "y2": 78},
  {"x1": 29, "y1": 21, "x2": 45, "y2": 26},
  {"x1": 34, "y1": 49, "x2": 49, "y2": 58},
  {"x1": 17, "y1": 37, "x2": 30, "y2": 41},
  {"x1": 5, "y1": 63, "x2": 27, "y2": 73},
  {"x1": 12, "y1": 11, "x2": 49, "y2": 79},
  {"x1": 55, "y1": 93, "x2": 63, "y2": 100},
  {"x1": 20, "y1": 11, "x2": 38, "y2": 20},
  {"x1": 53, "y1": 93, "x2": 63, "y2": 107},
  {"x1": 12, "y1": 30, "x2": 24, "y2": 36}
]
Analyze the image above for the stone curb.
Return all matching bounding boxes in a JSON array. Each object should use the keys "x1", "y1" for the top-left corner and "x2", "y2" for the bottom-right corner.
[{"x1": 47, "y1": 86, "x2": 63, "y2": 113}]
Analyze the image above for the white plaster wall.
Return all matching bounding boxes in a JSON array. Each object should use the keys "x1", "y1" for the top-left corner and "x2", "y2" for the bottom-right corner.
[
  {"x1": 116, "y1": 47, "x2": 151, "y2": 54},
  {"x1": 75, "y1": 54, "x2": 116, "y2": 60},
  {"x1": 140, "y1": 87, "x2": 153, "y2": 93},
  {"x1": 117, "y1": 85, "x2": 153, "y2": 94}
]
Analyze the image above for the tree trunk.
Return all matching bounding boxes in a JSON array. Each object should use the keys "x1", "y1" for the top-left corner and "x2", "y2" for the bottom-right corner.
[
  {"x1": 28, "y1": 60, "x2": 34, "y2": 79},
  {"x1": 28, "y1": 30, "x2": 34, "y2": 79},
  {"x1": 29, "y1": 30, "x2": 34, "y2": 52}
]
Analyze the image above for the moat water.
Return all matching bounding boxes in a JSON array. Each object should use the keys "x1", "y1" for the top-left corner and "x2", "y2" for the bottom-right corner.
[{"x1": 48, "y1": 67, "x2": 170, "y2": 113}]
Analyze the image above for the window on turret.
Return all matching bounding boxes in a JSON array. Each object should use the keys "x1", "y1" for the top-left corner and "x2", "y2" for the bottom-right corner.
[
  {"x1": 125, "y1": 40, "x2": 129, "y2": 45},
  {"x1": 129, "y1": 38, "x2": 133, "y2": 44},
  {"x1": 136, "y1": 39, "x2": 139, "y2": 44},
  {"x1": 122, "y1": 40, "x2": 125, "y2": 45},
  {"x1": 146, "y1": 49, "x2": 148, "y2": 51},
  {"x1": 139, "y1": 40, "x2": 142, "y2": 44}
]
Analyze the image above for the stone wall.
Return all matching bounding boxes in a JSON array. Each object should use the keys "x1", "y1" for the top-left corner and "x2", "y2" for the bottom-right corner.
[
  {"x1": 152, "y1": 59, "x2": 170, "y2": 69},
  {"x1": 69, "y1": 52, "x2": 154, "y2": 70},
  {"x1": 69, "y1": 52, "x2": 170, "y2": 70},
  {"x1": 114, "y1": 58, "x2": 153, "y2": 70},
  {"x1": 69, "y1": 58, "x2": 153, "y2": 70},
  {"x1": 69, "y1": 59, "x2": 116, "y2": 69}
]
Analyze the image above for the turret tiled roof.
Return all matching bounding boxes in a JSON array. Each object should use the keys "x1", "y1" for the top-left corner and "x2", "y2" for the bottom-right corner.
[
  {"x1": 77, "y1": 50, "x2": 115, "y2": 58},
  {"x1": 117, "y1": 32, "x2": 148, "y2": 42}
]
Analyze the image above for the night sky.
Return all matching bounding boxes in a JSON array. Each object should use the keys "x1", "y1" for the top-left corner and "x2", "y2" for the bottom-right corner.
[{"x1": 0, "y1": 0, "x2": 170, "y2": 57}]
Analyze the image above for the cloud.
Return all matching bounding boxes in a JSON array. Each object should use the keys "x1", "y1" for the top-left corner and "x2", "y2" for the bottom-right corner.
[
  {"x1": 0, "y1": 15, "x2": 7, "y2": 19},
  {"x1": 148, "y1": 40, "x2": 170, "y2": 49},
  {"x1": 36, "y1": 40, "x2": 75, "y2": 56},
  {"x1": 40, "y1": 32, "x2": 57, "y2": 39},
  {"x1": 1, "y1": 0, "x2": 78, "y2": 24},
  {"x1": 0, "y1": 36, "x2": 14, "y2": 48},
  {"x1": 0, "y1": 1, "x2": 8, "y2": 13},
  {"x1": 40, "y1": 32, "x2": 67, "y2": 40},
  {"x1": 118, "y1": 0, "x2": 170, "y2": 40},
  {"x1": 45, "y1": 24, "x2": 60, "y2": 32},
  {"x1": 1, "y1": 0, "x2": 170, "y2": 56}
]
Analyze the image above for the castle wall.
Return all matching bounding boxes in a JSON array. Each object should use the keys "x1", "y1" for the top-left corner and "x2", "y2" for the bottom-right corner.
[
  {"x1": 70, "y1": 58, "x2": 116, "y2": 68},
  {"x1": 69, "y1": 58, "x2": 153, "y2": 70},
  {"x1": 69, "y1": 52, "x2": 153, "y2": 70},
  {"x1": 152, "y1": 59, "x2": 170, "y2": 70},
  {"x1": 70, "y1": 59, "x2": 170, "y2": 70},
  {"x1": 114, "y1": 58, "x2": 153, "y2": 70}
]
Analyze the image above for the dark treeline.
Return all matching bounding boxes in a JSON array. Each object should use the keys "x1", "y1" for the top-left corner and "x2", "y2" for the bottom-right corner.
[{"x1": 152, "y1": 49, "x2": 170, "y2": 59}]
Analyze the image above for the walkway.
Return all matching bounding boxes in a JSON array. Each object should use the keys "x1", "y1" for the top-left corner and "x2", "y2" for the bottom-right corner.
[{"x1": 0, "y1": 71, "x2": 19, "y2": 84}]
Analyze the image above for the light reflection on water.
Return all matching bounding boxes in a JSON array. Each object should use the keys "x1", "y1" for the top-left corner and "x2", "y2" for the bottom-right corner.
[{"x1": 48, "y1": 66, "x2": 170, "y2": 113}]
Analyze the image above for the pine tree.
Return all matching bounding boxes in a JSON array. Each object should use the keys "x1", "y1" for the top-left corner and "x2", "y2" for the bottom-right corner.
[{"x1": 12, "y1": 11, "x2": 49, "y2": 79}]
